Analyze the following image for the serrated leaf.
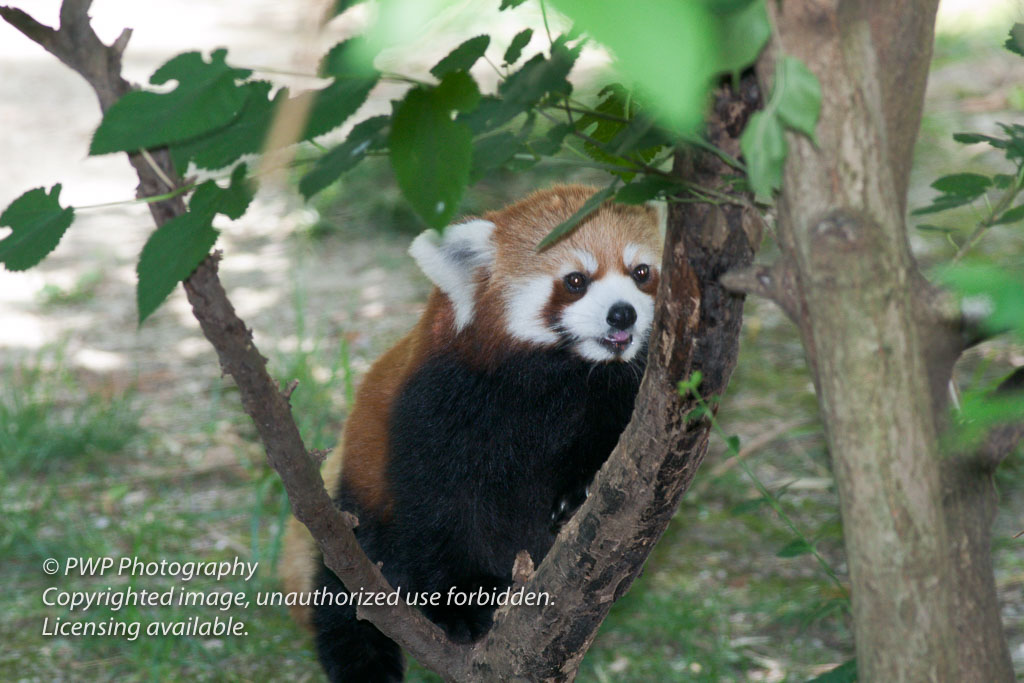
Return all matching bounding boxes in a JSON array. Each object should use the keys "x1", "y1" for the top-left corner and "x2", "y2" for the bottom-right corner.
[
  {"x1": 504, "y1": 29, "x2": 533, "y2": 66},
  {"x1": 714, "y1": 0, "x2": 770, "y2": 76},
  {"x1": 775, "y1": 56, "x2": 821, "y2": 142},
  {"x1": 431, "y1": 35, "x2": 491, "y2": 79},
  {"x1": 930, "y1": 172, "x2": 991, "y2": 197},
  {"x1": 320, "y1": 37, "x2": 375, "y2": 78},
  {"x1": 136, "y1": 171, "x2": 251, "y2": 323},
  {"x1": 170, "y1": 81, "x2": 277, "y2": 173},
  {"x1": 777, "y1": 539, "x2": 814, "y2": 558},
  {"x1": 530, "y1": 122, "x2": 574, "y2": 156},
  {"x1": 390, "y1": 77, "x2": 475, "y2": 228},
  {"x1": 615, "y1": 176, "x2": 682, "y2": 204},
  {"x1": 470, "y1": 132, "x2": 523, "y2": 183},
  {"x1": 740, "y1": 109, "x2": 787, "y2": 201},
  {"x1": 300, "y1": 116, "x2": 389, "y2": 199},
  {"x1": 0, "y1": 185, "x2": 75, "y2": 271},
  {"x1": 550, "y1": 0, "x2": 713, "y2": 132},
  {"x1": 910, "y1": 194, "x2": 977, "y2": 216},
  {"x1": 536, "y1": 182, "x2": 617, "y2": 250},
  {"x1": 499, "y1": 44, "x2": 578, "y2": 112},
  {"x1": 994, "y1": 203, "x2": 1024, "y2": 225},
  {"x1": 137, "y1": 210, "x2": 217, "y2": 324},
  {"x1": 435, "y1": 70, "x2": 481, "y2": 112},
  {"x1": 91, "y1": 50, "x2": 252, "y2": 155},
  {"x1": 1006, "y1": 23, "x2": 1024, "y2": 57},
  {"x1": 303, "y1": 75, "x2": 380, "y2": 140}
]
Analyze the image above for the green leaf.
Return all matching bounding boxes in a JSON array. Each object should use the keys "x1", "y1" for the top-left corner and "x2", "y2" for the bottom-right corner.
[
  {"x1": 774, "y1": 56, "x2": 821, "y2": 142},
  {"x1": 915, "y1": 223, "x2": 957, "y2": 234},
  {"x1": 536, "y1": 182, "x2": 618, "y2": 250},
  {"x1": 328, "y1": 0, "x2": 368, "y2": 18},
  {"x1": 930, "y1": 173, "x2": 992, "y2": 197},
  {"x1": 714, "y1": 0, "x2": 770, "y2": 76},
  {"x1": 1005, "y1": 23, "x2": 1024, "y2": 57},
  {"x1": 499, "y1": 0, "x2": 528, "y2": 9},
  {"x1": 470, "y1": 132, "x2": 523, "y2": 183},
  {"x1": 91, "y1": 50, "x2": 252, "y2": 154},
  {"x1": 504, "y1": 29, "x2": 533, "y2": 66},
  {"x1": 807, "y1": 658, "x2": 857, "y2": 683},
  {"x1": 0, "y1": 185, "x2": 75, "y2": 271},
  {"x1": 135, "y1": 170, "x2": 252, "y2": 323},
  {"x1": 993, "y1": 203, "x2": 1024, "y2": 225},
  {"x1": 937, "y1": 262, "x2": 1024, "y2": 340},
  {"x1": 303, "y1": 75, "x2": 380, "y2": 140},
  {"x1": 320, "y1": 37, "x2": 375, "y2": 78},
  {"x1": 389, "y1": 75, "x2": 477, "y2": 228},
  {"x1": 300, "y1": 116, "x2": 390, "y2": 199},
  {"x1": 431, "y1": 35, "x2": 491, "y2": 79},
  {"x1": 499, "y1": 44, "x2": 578, "y2": 112},
  {"x1": 170, "y1": 81, "x2": 277, "y2": 172},
  {"x1": 530, "y1": 122, "x2": 573, "y2": 156},
  {"x1": 615, "y1": 176, "x2": 682, "y2": 204},
  {"x1": 677, "y1": 370, "x2": 703, "y2": 393},
  {"x1": 910, "y1": 194, "x2": 977, "y2": 216},
  {"x1": 777, "y1": 539, "x2": 814, "y2": 558},
  {"x1": 725, "y1": 435, "x2": 741, "y2": 454},
  {"x1": 740, "y1": 109, "x2": 787, "y2": 201},
  {"x1": 550, "y1": 0, "x2": 714, "y2": 132},
  {"x1": 953, "y1": 132, "x2": 1008, "y2": 148}
]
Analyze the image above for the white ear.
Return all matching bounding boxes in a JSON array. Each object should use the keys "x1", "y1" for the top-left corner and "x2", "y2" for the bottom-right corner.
[{"x1": 408, "y1": 219, "x2": 496, "y2": 332}]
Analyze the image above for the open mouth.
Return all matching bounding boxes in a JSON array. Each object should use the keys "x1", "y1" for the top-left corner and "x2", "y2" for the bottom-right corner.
[{"x1": 599, "y1": 330, "x2": 633, "y2": 354}]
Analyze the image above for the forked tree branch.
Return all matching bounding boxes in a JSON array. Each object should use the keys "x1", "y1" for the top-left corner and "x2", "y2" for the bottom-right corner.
[
  {"x1": 4, "y1": 3, "x2": 763, "y2": 680},
  {"x1": 1, "y1": 1, "x2": 468, "y2": 677}
]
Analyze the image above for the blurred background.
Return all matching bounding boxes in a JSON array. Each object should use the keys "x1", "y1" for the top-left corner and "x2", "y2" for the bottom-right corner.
[{"x1": 1, "y1": 1, "x2": 1022, "y2": 680}]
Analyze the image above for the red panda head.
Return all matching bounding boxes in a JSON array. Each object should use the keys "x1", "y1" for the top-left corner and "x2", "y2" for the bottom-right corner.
[{"x1": 409, "y1": 185, "x2": 663, "y2": 364}]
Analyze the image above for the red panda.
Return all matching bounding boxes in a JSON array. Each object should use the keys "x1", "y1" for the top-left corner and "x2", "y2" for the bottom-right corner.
[{"x1": 281, "y1": 184, "x2": 662, "y2": 682}]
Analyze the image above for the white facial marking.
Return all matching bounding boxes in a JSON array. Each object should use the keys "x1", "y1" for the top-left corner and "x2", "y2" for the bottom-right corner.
[
  {"x1": 560, "y1": 273, "x2": 655, "y2": 362},
  {"x1": 623, "y1": 242, "x2": 656, "y2": 269},
  {"x1": 409, "y1": 219, "x2": 495, "y2": 332},
  {"x1": 504, "y1": 276, "x2": 559, "y2": 344},
  {"x1": 570, "y1": 249, "x2": 598, "y2": 274}
]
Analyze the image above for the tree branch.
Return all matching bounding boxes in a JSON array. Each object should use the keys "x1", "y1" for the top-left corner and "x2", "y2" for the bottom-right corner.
[
  {"x1": 0, "y1": 3, "x2": 470, "y2": 678},
  {"x1": 720, "y1": 260, "x2": 799, "y2": 321}
]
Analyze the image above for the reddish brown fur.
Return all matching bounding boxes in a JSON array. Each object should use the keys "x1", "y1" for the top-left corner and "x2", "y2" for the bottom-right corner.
[{"x1": 280, "y1": 185, "x2": 661, "y2": 624}]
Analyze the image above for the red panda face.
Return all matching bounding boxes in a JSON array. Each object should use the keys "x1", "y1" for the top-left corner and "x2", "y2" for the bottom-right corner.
[{"x1": 409, "y1": 185, "x2": 663, "y2": 364}]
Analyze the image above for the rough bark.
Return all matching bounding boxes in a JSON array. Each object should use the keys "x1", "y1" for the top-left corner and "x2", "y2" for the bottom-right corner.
[
  {"x1": 3, "y1": 2, "x2": 764, "y2": 680},
  {"x1": 744, "y1": 1, "x2": 1016, "y2": 680},
  {"x1": 470, "y1": 78, "x2": 762, "y2": 681}
]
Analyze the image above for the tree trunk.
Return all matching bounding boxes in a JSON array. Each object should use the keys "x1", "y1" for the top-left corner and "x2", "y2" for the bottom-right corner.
[{"x1": 753, "y1": 1, "x2": 1014, "y2": 679}]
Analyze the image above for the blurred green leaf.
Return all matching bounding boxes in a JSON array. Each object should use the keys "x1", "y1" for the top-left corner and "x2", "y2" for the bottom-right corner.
[
  {"x1": 725, "y1": 435, "x2": 741, "y2": 453},
  {"x1": 537, "y1": 182, "x2": 617, "y2": 250},
  {"x1": 915, "y1": 223, "x2": 957, "y2": 234},
  {"x1": 714, "y1": 0, "x2": 770, "y2": 77},
  {"x1": 994, "y1": 204, "x2": 1024, "y2": 225},
  {"x1": 300, "y1": 116, "x2": 390, "y2": 199},
  {"x1": 775, "y1": 56, "x2": 821, "y2": 143},
  {"x1": 0, "y1": 185, "x2": 75, "y2": 271},
  {"x1": 550, "y1": 0, "x2": 714, "y2": 133},
  {"x1": 937, "y1": 263, "x2": 1024, "y2": 340},
  {"x1": 931, "y1": 173, "x2": 992, "y2": 197},
  {"x1": 1005, "y1": 23, "x2": 1024, "y2": 57},
  {"x1": 911, "y1": 194, "x2": 977, "y2": 216},
  {"x1": 504, "y1": 29, "x2": 533, "y2": 66},
  {"x1": 499, "y1": 0, "x2": 528, "y2": 9},
  {"x1": 729, "y1": 498, "x2": 769, "y2": 515},
  {"x1": 431, "y1": 35, "x2": 491, "y2": 78},
  {"x1": 470, "y1": 132, "x2": 522, "y2": 182},
  {"x1": 777, "y1": 539, "x2": 814, "y2": 558},
  {"x1": 740, "y1": 110, "x2": 787, "y2": 201},
  {"x1": 91, "y1": 50, "x2": 252, "y2": 154},
  {"x1": 616, "y1": 176, "x2": 682, "y2": 204},
  {"x1": 390, "y1": 73, "x2": 478, "y2": 228}
]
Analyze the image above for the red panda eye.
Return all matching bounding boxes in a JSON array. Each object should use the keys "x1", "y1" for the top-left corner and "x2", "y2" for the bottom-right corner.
[
  {"x1": 564, "y1": 272, "x2": 588, "y2": 294},
  {"x1": 632, "y1": 264, "x2": 651, "y2": 284}
]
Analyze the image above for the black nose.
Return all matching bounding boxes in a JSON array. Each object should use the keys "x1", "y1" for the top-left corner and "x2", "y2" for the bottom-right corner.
[{"x1": 606, "y1": 302, "x2": 637, "y2": 330}]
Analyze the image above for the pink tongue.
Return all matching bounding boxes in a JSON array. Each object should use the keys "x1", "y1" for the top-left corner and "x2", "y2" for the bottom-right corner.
[{"x1": 608, "y1": 331, "x2": 631, "y2": 343}]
